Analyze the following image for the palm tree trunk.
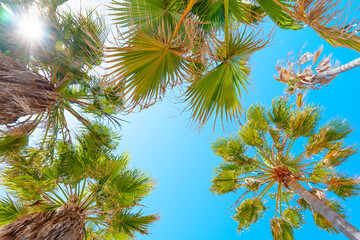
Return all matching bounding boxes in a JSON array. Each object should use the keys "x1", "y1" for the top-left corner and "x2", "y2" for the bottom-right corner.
[
  {"x1": 285, "y1": 176, "x2": 360, "y2": 240},
  {"x1": 0, "y1": 203, "x2": 85, "y2": 240},
  {"x1": 315, "y1": 57, "x2": 360, "y2": 79},
  {"x1": 0, "y1": 51, "x2": 58, "y2": 125}
]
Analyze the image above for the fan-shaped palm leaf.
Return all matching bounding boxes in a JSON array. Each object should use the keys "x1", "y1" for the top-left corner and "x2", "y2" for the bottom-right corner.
[{"x1": 185, "y1": 30, "x2": 270, "y2": 128}]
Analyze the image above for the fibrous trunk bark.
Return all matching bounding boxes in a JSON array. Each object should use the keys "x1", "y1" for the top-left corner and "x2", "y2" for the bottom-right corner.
[
  {"x1": 285, "y1": 176, "x2": 360, "y2": 240},
  {"x1": 315, "y1": 57, "x2": 360, "y2": 79},
  {"x1": 0, "y1": 203, "x2": 85, "y2": 240},
  {"x1": 0, "y1": 51, "x2": 58, "y2": 125}
]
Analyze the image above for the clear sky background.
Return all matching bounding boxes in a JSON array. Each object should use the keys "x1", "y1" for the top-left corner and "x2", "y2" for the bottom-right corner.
[{"x1": 46, "y1": 0, "x2": 360, "y2": 239}]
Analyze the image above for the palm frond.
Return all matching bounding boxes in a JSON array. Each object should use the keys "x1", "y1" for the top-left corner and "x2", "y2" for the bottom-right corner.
[
  {"x1": 108, "y1": 0, "x2": 182, "y2": 32},
  {"x1": 210, "y1": 164, "x2": 242, "y2": 194},
  {"x1": 283, "y1": 0, "x2": 360, "y2": 52},
  {"x1": 270, "y1": 217, "x2": 295, "y2": 240},
  {"x1": 233, "y1": 198, "x2": 267, "y2": 231},
  {"x1": 256, "y1": 0, "x2": 304, "y2": 30},
  {"x1": 282, "y1": 208, "x2": 305, "y2": 229},
  {"x1": 0, "y1": 195, "x2": 27, "y2": 226},
  {"x1": 306, "y1": 119, "x2": 352, "y2": 156},
  {"x1": 325, "y1": 174, "x2": 360, "y2": 199},
  {"x1": 186, "y1": 30, "x2": 270, "y2": 128},
  {"x1": 108, "y1": 211, "x2": 159, "y2": 237},
  {"x1": 106, "y1": 25, "x2": 188, "y2": 111}
]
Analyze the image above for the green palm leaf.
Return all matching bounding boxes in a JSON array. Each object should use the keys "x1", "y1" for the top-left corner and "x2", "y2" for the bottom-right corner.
[
  {"x1": 256, "y1": 0, "x2": 304, "y2": 30},
  {"x1": 186, "y1": 31, "x2": 269, "y2": 127},
  {"x1": 282, "y1": 208, "x2": 305, "y2": 229},
  {"x1": 107, "y1": 27, "x2": 188, "y2": 110},
  {"x1": 0, "y1": 195, "x2": 27, "y2": 226},
  {"x1": 211, "y1": 164, "x2": 242, "y2": 194},
  {"x1": 270, "y1": 217, "x2": 295, "y2": 240},
  {"x1": 233, "y1": 198, "x2": 267, "y2": 231},
  {"x1": 109, "y1": 211, "x2": 159, "y2": 237},
  {"x1": 192, "y1": 0, "x2": 265, "y2": 32},
  {"x1": 108, "y1": 0, "x2": 182, "y2": 31}
]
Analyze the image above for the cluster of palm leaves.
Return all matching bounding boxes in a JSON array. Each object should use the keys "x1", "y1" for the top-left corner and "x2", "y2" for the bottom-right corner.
[
  {"x1": 211, "y1": 100, "x2": 360, "y2": 239},
  {"x1": 0, "y1": 0, "x2": 158, "y2": 239},
  {"x1": 0, "y1": 0, "x2": 123, "y2": 142},
  {"x1": 0, "y1": 125, "x2": 158, "y2": 239}
]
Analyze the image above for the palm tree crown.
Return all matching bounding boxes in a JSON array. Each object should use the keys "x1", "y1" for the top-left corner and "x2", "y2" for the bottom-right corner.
[
  {"x1": 0, "y1": 0, "x2": 123, "y2": 143},
  {"x1": 0, "y1": 124, "x2": 158, "y2": 239},
  {"x1": 211, "y1": 99, "x2": 359, "y2": 239}
]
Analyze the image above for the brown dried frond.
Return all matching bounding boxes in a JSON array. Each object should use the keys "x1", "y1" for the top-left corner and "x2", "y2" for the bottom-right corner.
[
  {"x1": 275, "y1": 45, "x2": 337, "y2": 97},
  {"x1": 275, "y1": 0, "x2": 360, "y2": 51},
  {"x1": 0, "y1": 203, "x2": 85, "y2": 240}
]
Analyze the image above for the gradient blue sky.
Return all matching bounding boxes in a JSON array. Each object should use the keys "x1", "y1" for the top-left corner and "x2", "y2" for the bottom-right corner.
[{"x1": 31, "y1": 0, "x2": 360, "y2": 239}]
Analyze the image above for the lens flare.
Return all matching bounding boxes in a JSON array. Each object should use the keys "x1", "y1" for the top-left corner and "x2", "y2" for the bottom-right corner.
[{"x1": 18, "y1": 13, "x2": 45, "y2": 42}]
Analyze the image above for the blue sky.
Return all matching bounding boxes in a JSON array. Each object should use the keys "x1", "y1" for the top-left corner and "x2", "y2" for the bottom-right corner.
[{"x1": 13, "y1": 0, "x2": 360, "y2": 239}]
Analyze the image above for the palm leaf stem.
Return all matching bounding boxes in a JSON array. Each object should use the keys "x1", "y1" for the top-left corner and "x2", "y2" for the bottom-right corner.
[
  {"x1": 80, "y1": 180, "x2": 87, "y2": 199},
  {"x1": 276, "y1": 182, "x2": 283, "y2": 217},
  {"x1": 62, "y1": 104, "x2": 89, "y2": 127},
  {"x1": 285, "y1": 139, "x2": 295, "y2": 158},
  {"x1": 224, "y1": 0, "x2": 230, "y2": 53},
  {"x1": 254, "y1": 148, "x2": 275, "y2": 169},
  {"x1": 167, "y1": 0, "x2": 197, "y2": 46},
  {"x1": 56, "y1": 183, "x2": 68, "y2": 201},
  {"x1": 301, "y1": 160, "x2": 321, "y2": 169},
  {"x1": 292, "y1": 152, "x2": 305, "y2": 164},
  {"x1": 257, "y1": 180, "x2": 276, "y2": 200}
]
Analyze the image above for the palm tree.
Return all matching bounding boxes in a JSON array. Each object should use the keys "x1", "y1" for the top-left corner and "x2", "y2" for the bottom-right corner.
[
  {"x1": 0, "y1": 124, "x2": 158, "y2": 239},
  {"x1": 275, "y1": 46, "x2": 360, "y2": 106},
  {"x1": 211, "y1": 99, "x2": 360, "y2": 240},
  {"x1": 0, "y1": 0, "x2": 123, "y2": 141},
  {"x1": 107, "y1": 0, "x2": 273, "y2": 128}
]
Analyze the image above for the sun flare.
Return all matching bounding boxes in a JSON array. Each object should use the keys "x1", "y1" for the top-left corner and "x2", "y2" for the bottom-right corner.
[{"x1": 18, "y1": 13, "x2": 45, "y2": 42}]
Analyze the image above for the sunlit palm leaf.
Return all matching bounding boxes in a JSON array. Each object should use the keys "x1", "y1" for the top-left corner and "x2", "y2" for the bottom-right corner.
[
  {"x1": 109, "y1": 211, "x2": 159, "y2": 237},
  {"x1": 282, "y1": 208, "x2": 305, "y2": 229},
  {"x1": 211, "y1": 164, "x2": 242, "y2": 194},
  {"x1": 234, "y1": 198, "x2": 267, "y2": 231},
  {"x1": 186, "y1": 30, "x2": 269, "y2": 127},
  {"x1": 107, "y1": 27, "x2": 188, "y2": 110}
]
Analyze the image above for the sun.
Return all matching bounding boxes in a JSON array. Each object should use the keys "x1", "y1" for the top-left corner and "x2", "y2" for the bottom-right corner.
[{"x1": 18, "y1": 13, "x2": 45, "y2": 42}]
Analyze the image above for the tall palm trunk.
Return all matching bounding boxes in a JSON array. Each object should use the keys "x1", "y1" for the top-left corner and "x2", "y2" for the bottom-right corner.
[
  {"x1": 0, "y1": 203, "x2": 85, "y2": 240},
  {"x1": 285, "y1": 176, "x2": 360, "y2": 240},
  {"x1": 0, "y1": 51, "x2": 58, "y2": 125},
  {"x1": 315, "y1": 57, "x2": 360, "y2": 79}
]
